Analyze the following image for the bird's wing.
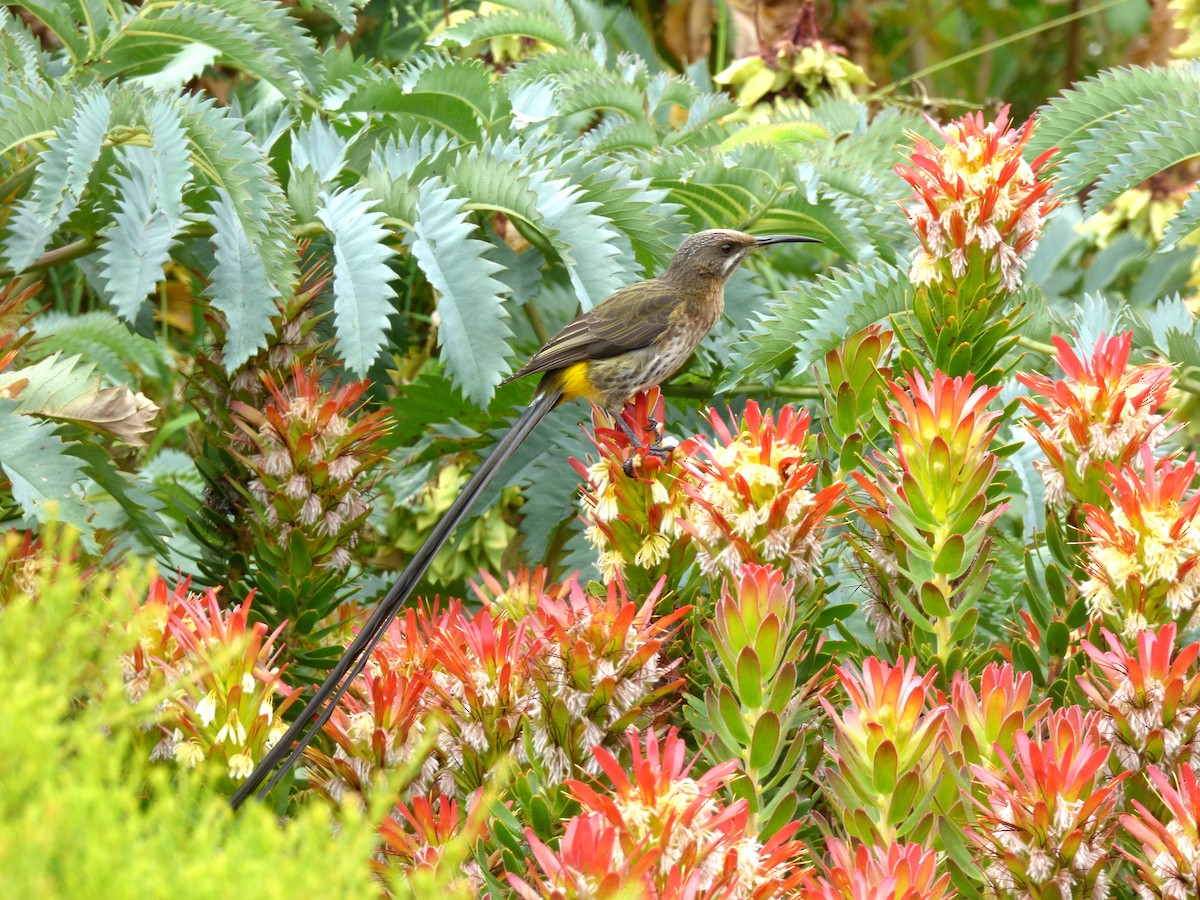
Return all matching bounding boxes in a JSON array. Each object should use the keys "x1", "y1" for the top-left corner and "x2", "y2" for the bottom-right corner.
[{"x1": 503, "y1": 282, "x2": 679, "y2": 382}]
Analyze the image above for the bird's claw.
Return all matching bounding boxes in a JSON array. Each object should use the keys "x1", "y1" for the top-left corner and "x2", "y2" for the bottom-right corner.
[{"x1": 622, "y1": 442, "x2": 672, "y2": 477}]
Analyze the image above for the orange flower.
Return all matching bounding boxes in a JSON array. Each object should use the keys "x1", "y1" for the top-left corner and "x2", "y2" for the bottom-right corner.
[
  {"x1": 1079, "y1": 448, "x2": 1200, "y2": 637},
  {"x1": 896, "y1": 105, "x2": 1058, "y2": 292},
  {"x1": 684, "y1": 401, "x2": 844, "y2": 586},
  {"x1": 1017, "y1": 332, "x2": 1174, "y2": 508},
  {"x1": 969, "y1": 708, "x2": 1126, "y2": 896},
  {"x1": 798, "y1": 838, "x2": 953, "y2": 899}
]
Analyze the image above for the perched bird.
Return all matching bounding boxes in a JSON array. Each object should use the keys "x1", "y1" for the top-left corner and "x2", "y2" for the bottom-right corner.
[{"x1": 230, "y1": 228, "x2": 820, "y2": 809}]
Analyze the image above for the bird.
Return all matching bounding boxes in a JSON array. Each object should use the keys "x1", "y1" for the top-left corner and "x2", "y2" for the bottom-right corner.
[{"x1": 229, "y1": 228, "x2": 820, "y2": 809}]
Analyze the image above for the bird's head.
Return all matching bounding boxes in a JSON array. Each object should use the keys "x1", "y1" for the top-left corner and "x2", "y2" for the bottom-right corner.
[{"x1": 662, "y1": 229, "x2": 821, "y2": 285}]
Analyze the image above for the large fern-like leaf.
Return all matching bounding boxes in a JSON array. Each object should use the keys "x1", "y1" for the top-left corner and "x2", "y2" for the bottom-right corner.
[
  {"x1": 97, "y1": 146, "x2": 177, "y2": 320},
  {"x1": 4, "y1": 88, "x2": 110, "y2": 271},
  {"x1": 12, "y1": 1, "x2": 89, "y2": 63},
  {"x1": 317, "y1": 186, "x2": 397, "y2": 375},
  {"x1": 28, "y1": 311, "x2": 167, "y2": 386},
  {"x1": 177, "y1": 92, "x2": 294, "y2": 297},
  {"x1": 1030, "y1": 63, "x2": 1200, "y2": 164},
  {"x1": 1163, "y1": 185, "x2": 1200, "y2": 251},
  {"x1": 406, "y1": 178, "x2": 513, "y2": 406},
  {"x1": 0, "y1": 398, "x2": 92, "y2": 539},
  {"x1": 432, "y1": 9, "x2": 571, "y2": 52},
  {"x1": 205, "y1": 188, "x2": 280, "y2": 372},
  {"x1": 730, "y1": 259, "x2": 911, "y2": 384},
  {"x1": 0, "y1": 8, "x2": 51, "y2": 85},
  {"x1": 1085, "y1": 110, "x2": 1200, "y2": 219}
]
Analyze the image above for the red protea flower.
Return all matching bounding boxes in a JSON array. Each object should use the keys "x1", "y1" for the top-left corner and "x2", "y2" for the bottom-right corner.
[
  {"x1": 1017, "y1": 332, "x2": 1175, "y2": 508},
  {"x1": 822, "y1": 657, "x2": 949, "y2": 844},
  {"x1": 509, "y1": 727, "x2": 808, "y2": 898},
  {"x1": 375, "y1": 791, "x2": 489, "y2": 892},
  {"x1": 472, "y1": 564, "x2": 567, "y2": 620},
  {"x1": 126, "y1": 576, "x2": 295, "y2": 784},
  {"x1": 1078, "y1": 623, "x2": 1200, "y2": 776},
  {"x1": 683, "y1": 401, "x2": 845, "y2": 587},
  {"x1": 798, "y1": 838, "x2": 953, "y2": 899},
  {"x1": 969, "y1": 707, "x2": 1127, "y2": 897},
  {"x1": 425, "y1": 606, "x2": 539, "y2": 798},
  {"x1": 525, "y1": 575, "x2": 688, "y2": 784},
  {"x1": 231, "y1": 365, "x2": 390, "y2": 572},
  {"x1": 849, "y1": 371, "x2": 1005, "y2": 647},
  {"x1": 570, "y1": 388, "x2": 698, "y2": 587},
  {"x1": 304, "y1": 603, "x2": 448, "y2": 805},
  {"x1": 1079, "y1": 447, "x2": 1200, "y2": 638},
  {"x1": 1122, "y1": 764, "x2": 1200, "y2": 898},
  {"x1": 896, "y1": 105, "x2": 1058, "y2": 292},
  {"x1": 945, "y1": 662, "x2": 1051, "y2": 774}
]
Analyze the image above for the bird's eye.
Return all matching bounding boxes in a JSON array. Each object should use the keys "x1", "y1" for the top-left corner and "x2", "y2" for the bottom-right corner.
[{"x1": 720, "y1": 242, "x2": 733, "y2": 254}]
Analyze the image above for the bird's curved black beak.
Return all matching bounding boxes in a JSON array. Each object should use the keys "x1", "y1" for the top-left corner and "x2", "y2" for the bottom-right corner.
[{"x1": 754, "y1": 234, "x2": 823, "y2": 246}]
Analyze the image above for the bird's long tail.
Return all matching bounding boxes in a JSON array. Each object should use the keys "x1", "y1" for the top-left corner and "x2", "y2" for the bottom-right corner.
[{"x1": 230, "y1": 386, "x2": 563, "y2": 809}]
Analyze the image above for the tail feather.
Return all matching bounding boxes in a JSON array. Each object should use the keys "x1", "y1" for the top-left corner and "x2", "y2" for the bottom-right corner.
[{"x1": 230, "y1": 387, "x2": 563, "y2": 809}]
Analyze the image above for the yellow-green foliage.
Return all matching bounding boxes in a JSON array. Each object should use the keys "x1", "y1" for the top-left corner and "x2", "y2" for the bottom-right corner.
[{"x1": 0, "y1": 533, "x2": 381, "y2": 899}]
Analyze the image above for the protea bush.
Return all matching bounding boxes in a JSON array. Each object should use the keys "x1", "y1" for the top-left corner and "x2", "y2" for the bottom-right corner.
[
  {"x1": 682, "y1": 401, "x2": 845, "y2": 588},
  {"x1": 124, "y1": 576, "x2": 294, "y2": 787}
]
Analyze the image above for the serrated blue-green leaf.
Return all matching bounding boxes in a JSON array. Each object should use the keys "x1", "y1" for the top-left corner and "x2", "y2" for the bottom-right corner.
[
  {"x1": 0, "y1": 398, "x2": 91, "y2": 538},
  {"x1": 96, "y1": 1, "x2": 310, "y2": 99},
  {"x1": 400, "y1": 54, "x2": 499, "y2": 126},
  {"x1": 294, "y1": 0, "x2": 360, "y2": 32},
  {"x1": 4, "y1": 89, "x2": 110, "y2": 272},
  {"x1": 0, "y1": 8, "x2": 49, "y2": 85},
  {"x1": 205, "y1": 188, "x2": 280, "y2": 372},
  {"x1": 0, "y1": 79, "x2": 78, "y2": 159},
  {"x1": 1031, "y1": 64, "x2": 1200, "y2": 160},
  {"x1": 1162, "y1": 184, "x2": 1200, "y2": 251},
  {"x1": 29, "y1": 311, "x2": 166, "y2": 386},
  {"x1": 177, "y1": 93, "x2": 294, "y2": 297},
  {"x1": 128, "y1": 43, "x2": 221, "y2": 91},
  {"x1": 99, "y1": 147, "x2": 176, "y2": 322},
  {"x1": 1083, "y1": 109, "x2": 1200, "y2": 218},
  {"x1": 10, "y1": 1, "x2": 88, "y2": 63},
  {"x1": 532, "y1": 173, "x2": 630, "y2": 310},
  {"x1": 407, "y1": 179, "x2": 512, "y2": 406},
  {"x1": 292, "y1": 117, "x2": 349, "y2": 183},
  {"x1": 145, "y1": 96, "x2": 192, "y2": 229},
  {"x1": 431, "y1": 10, "x2": 570, "y2": 51},
  {"x1": 0, "y1": 352, "x2": 98, "y2": 413},
  {"x1": 731, "y1": 259, "x2": 910, "y2": 384},
  {"x1": 318, "y1": 187, "x2": 397, "y2": 375}
]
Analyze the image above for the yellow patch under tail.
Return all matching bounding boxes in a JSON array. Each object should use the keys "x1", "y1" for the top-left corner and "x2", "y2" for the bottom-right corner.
[{"x1": 555, "y1": 361, "x2": 605, "y2": 404}]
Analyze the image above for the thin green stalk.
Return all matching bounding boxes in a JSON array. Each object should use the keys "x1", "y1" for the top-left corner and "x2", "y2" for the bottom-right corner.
[{"x1": 868, "y1": 0, "x2": 1134, "y2": 100}]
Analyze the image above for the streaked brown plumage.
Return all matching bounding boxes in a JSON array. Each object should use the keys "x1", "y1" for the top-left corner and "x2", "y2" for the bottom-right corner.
[{"x1": 230, "y1": 228, "x2": 820, "y2": 809}]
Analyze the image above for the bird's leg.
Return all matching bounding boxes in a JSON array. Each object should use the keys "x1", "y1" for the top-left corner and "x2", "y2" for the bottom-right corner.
[{"x1": 614, "y1": 412, "x2": 671, "y2": 477}]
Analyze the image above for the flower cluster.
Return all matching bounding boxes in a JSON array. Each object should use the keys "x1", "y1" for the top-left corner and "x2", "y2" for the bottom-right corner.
[
  {"x1": 1079, "y1": 448, "x2": 1200, "y2": 638},
  {"x1": 1018, "y1": 332, "x2": 1175, "y2": 509},
  {"x1": 524, "y1": 576, "x2": 688, "y2": 785},
  {"x1": 945, "y1": 662, "x2": 1050, "y2": 775},
  {"x1": 303, "y1": 604, "x2": 444, "y2": 806},
  {"x1": 508, "y1": 728, "x2": 808, "y2": 899},
  {"x1": 699, "y1": 563, "x2": 832, "y2": 830},
  {"x1": 310, "y1": 574, "x2": 684, "y2": 803},
  {"x1": 1123, "y1": 764, "x2": 1200, "y2": 898},
  {"x1": 969, "y1": 707, "x2": 1126, "y2": 897},
  {"x1": 231, "y1": 366, "x2": 389, "y2": 574},
  {"x1": 123, "y1": 576, "x2": 294, "y2": 785},
  {"x1": 570, "y1": 389, "x2": 697, "y2": 589},
  {"x1": 1079, "y1": 624, "x2": 1200, "y2": 778},
  {"x1": 797, "y1": 839, "x2": 952, "y2": 900},
  {"x1": 375, "y1": 792, "x2": 489, "y2": 894},
  {"x1": 896, "y1": 105, "x2": 1058, "y2": 293},
  {"x1": 821, "y1": 657, "x2": 950, "y2": 845},
  {"x1": 684, "y1": 401, "x2": 844, "y2": 587}
]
